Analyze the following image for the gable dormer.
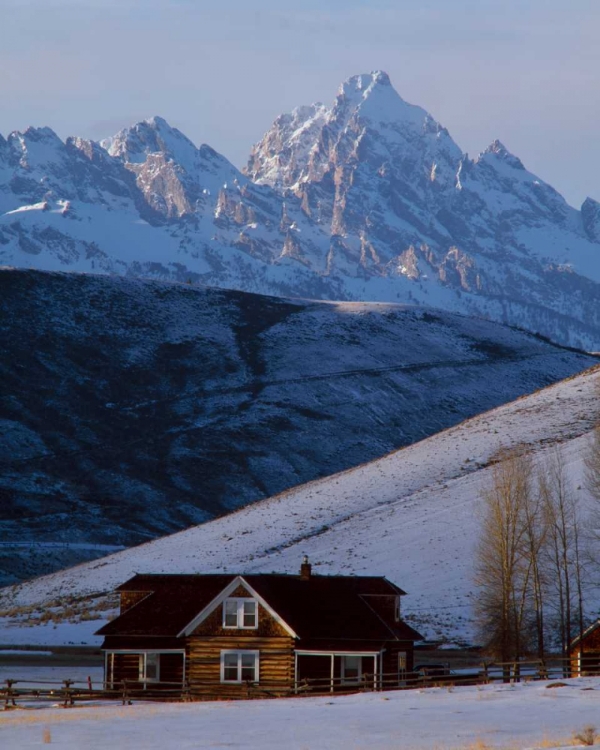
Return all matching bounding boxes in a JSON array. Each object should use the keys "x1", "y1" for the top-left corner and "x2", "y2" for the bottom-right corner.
[{"x1": 184, "y1": 580, "x2": 296, "y2": 639}]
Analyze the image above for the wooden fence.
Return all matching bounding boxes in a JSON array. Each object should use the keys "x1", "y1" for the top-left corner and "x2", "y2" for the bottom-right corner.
[{"x1": 2, "y1": 657, "x2": 599, "y2": 708}]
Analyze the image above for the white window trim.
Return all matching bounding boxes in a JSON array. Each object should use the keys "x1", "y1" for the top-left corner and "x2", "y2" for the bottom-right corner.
[
  {"x1": 138, "y1": 652, "x2": 160, "y2": 684},
  {"x1": 220, "y1": 650, "x2": 260, "y2": 684},
  {"x1": 340, "y1": 655, "x2": 363, "y2": 685},
  {"x1": 222, "y1": 597, "x2": 258, "y2": 629}
]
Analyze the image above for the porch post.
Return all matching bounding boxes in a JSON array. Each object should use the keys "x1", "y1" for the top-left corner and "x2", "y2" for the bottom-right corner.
[
  {"x1": 294, "y1": 652, "x2": 298, "y2": 694},
  {"x1": 330, "y1": 654, "x2": 334, "y2": 693}
]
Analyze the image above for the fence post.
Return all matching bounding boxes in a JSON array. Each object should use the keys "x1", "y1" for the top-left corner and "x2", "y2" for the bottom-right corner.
[
  {"x1": 481, "y1": 662, "x2": 489, "y2": 684},
  {"x1": 121, "y1": 680, "x2": 130, "y2": 706},
  {"x1": 62, "y1": 679, "x2": 74, "y2": 708},
  {"x1": 3, "y1": 679, "x2": 17, "y2": 709}
]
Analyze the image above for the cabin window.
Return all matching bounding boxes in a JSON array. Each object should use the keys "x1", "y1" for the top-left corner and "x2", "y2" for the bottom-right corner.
[
  {"x1": 395, "y1": 596, "x2": 401, "y2": 622},
  {"x1": 222, "y1": 598, "x2": 258, "y2": 629},
  {"x1": 341, "y1": 655, "x2": 362, "y2": 684},
  {"x1": 138, "y1": 652, "x2": 160, "y2": 682},
  {"x1": 220, "y1": 650, "x2": 259, "y2": 683}
]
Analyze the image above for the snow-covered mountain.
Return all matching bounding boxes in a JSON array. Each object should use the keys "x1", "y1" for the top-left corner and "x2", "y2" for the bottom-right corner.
[
  {"x1": 2, "y1": 360, "x2": 598, "y2": 645},
  {"x1": 1, "y1": 73, "x2": 599, "y2": 348},
  {"x1": 0, "y1": 268, "x2": 595, "y2": 588}
]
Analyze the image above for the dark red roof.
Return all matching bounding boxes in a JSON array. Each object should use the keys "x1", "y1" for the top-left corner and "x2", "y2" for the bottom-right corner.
[{"x1": 97, "y1": 573, "x2": 422, "y2": 644}]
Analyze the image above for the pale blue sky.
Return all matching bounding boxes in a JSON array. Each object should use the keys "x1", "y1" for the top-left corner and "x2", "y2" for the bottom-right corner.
[{"x1": 1, "y1": 0, "x2": 598, "y2": 206}]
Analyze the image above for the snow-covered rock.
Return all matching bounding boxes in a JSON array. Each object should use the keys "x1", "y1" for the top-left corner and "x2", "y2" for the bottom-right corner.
[{"x1": 1, "y1": 74, "x2": 600, "y2": 348}]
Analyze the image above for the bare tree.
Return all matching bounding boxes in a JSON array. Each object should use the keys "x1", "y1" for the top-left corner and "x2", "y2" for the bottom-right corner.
[
  {"x1": 539, "y1": 447, "x2": 585, "y2": 675},
  {"x1": 522, "y1": 480, "x2": 548, "y2": 664},
  {"x1": 584, "y1": 425, "x2": 600, "y2": 570},
  {"x1": 584, "y1": 425, "x2": 600, "y2": 503},
  {"x1": 474, "y1": 450, "x2": 533, "y2": 671}
]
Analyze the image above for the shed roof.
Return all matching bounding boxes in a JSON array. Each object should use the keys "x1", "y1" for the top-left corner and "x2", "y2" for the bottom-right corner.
[{"x1": 97, "y1": 573, "x2": 422, "y2": 643}]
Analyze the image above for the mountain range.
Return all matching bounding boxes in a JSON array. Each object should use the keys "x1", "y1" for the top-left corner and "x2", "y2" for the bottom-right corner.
[
  {"x1": 1, "y1": 71, "x2": 599, "y2": 349},
  {"x1": 0, "y1": 268, "x2": 595, "y2": 587}
]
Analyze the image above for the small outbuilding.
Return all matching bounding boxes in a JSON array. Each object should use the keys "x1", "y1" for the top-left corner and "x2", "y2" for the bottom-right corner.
[
  {"x1": 570, "y1": 620, "x2": 600, "y2": 676},
  {"x1": 96, "y1": 559, "x2": 422, "y2": 698}
]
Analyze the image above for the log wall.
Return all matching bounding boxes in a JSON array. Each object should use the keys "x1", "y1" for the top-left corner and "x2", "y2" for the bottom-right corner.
[{"x1": 186, "y1": 636, "x2": 295, "y2": 699}]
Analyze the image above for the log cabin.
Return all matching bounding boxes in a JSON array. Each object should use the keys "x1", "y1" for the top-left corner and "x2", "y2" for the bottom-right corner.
[{"x1": 96, "y1": 558, "x2": 423, "y2": 699}]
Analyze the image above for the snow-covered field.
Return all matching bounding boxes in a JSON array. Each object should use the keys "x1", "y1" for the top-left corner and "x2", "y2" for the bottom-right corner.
[
  {"x1": 1, "y1": 364, "x2": 599, "y2": 646},
  {"x1": 0, "y1": 677, "x2": 599, "y2": 750}
]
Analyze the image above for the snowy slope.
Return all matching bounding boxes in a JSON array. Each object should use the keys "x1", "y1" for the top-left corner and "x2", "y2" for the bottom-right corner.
[
  {"x1": 1, "y1": 360, "x2": 598, "y2": 645},
  {"x1": 2, "y1": 268, "x2": 594, "y2": 589},
  {"x1": 0, "y1": 73, "x2": 599, "y2": 347}
]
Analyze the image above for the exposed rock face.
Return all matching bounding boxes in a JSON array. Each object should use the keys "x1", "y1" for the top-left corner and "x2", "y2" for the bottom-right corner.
[
  {"x1": 582, "y1": 197, "x2": 600, "y2": 243},
  {"x1": 1, "y1": 73, "x2": 600, "y2": 348}
]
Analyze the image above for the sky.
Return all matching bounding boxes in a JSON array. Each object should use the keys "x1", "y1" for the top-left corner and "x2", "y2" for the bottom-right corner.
[{"x1": 1, "y1": 0, "x2": 598, "y2": 208}]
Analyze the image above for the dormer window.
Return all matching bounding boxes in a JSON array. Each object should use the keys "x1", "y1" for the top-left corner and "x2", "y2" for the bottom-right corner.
[{"x1": 223, "y1": 598, "x2": 258, "y2": 629}]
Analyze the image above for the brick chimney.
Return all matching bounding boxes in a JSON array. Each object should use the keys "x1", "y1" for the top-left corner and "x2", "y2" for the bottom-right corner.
[{"x1": 300, "y1": 555, "x2": 312, "y2": 580}]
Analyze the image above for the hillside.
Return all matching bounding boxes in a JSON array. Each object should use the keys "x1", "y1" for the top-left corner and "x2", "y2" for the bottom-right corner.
[
  {"x1": 1, "y1": 73, "x2": 600, "y2": 348},
  {"x1": 1, "y1": 362, "x2": 598, "y2": 645},
  {"x1": 2, "y1": 269, "x2": 595, "y2": 587}
]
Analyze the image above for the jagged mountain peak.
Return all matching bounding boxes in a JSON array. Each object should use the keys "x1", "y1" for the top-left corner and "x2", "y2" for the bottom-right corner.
[
  {"x1": 479, "y1": 138, "x2": 525, "y2": 170},
  {"x1": 339, "y1": 70, "x2": 391, "y2": 95},
  {"x1": 16, "y1": 125, "x2": 62, "y2": 143},
  {"x1": 334, "y1": 70, "x2": 433, "y2": 131},
  {"x1": 100, "y1": 116, "x2": 198, "y2": 167},
  {"x1": 247, "y1": 71, "x2": 460, "y2": 191},
  {"x1": 7, "y1": 126, "x2": 64, "y2": 155},
  {"x1": 5, "y1": 126, "x2": 67, "y2": 174}
]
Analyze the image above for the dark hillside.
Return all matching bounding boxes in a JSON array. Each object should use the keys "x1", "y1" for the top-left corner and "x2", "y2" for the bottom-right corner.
[{"x1": 0, "y1": 269, "x2": 595, "y2": 584}]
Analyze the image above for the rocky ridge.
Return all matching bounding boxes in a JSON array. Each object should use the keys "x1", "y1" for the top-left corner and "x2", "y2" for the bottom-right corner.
[{"x1": 1, "y1": 72, "x2": 599, "y2": 347}]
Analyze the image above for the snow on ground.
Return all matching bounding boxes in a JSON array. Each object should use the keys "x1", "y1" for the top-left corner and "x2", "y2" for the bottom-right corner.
[
  {"x1": 0, "y1": 678, "x2": 599, "y2": 750},
  {"x1": 1, "y1": 365, "x2": 599, "y2": 645},
  {"x1": 0, "y1": 621, "x2": 103, "y2": 647}
]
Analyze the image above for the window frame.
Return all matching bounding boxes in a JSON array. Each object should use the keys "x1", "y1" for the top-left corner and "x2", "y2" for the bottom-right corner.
[
  {"x1": 219, "y1": 650, "x2": 260, "y2": 684},
  {"x1": 340, "y1": 654, "x2": 363, "y2": 684},
  {"x1": 138, "y1": 652, "x2": 160, "y2": 683},
  {"x1": 222, "y1": 597, "x2": 258, "y2": 629}
]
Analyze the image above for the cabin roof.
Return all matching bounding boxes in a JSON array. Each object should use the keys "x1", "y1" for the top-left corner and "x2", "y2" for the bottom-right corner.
[
  {"x1": 570, "y1": 618, "x2": 600, "y2": 648},
  {"x1": 97, "y1": 573, "x2": 421, "y2": 642}
]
